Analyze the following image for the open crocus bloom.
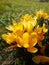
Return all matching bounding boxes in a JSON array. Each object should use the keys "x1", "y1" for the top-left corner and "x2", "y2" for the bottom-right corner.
[{"x1": 2, "y1": 13, "x2": 48, "y2": 53}]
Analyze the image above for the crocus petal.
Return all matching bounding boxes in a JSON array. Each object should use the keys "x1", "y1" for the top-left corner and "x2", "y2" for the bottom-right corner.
[
  {"x1": 29, "y1": 32, "x2": 37, "y2": 47},
  {"x1": 27, "y1": 22, "x2": 33, "y2": 33},
  {"x1": 35, "y1": 25, "x2": 42, "y2": 34},
  {"x1": 6, "y1": 21, "x2": 17, "y2": 31},
  {"x1": 18, "y1": 36, "x2": 29, "y2": 48},
  {"x1": 27, "y1": 47, "x2": 38, "y2": 53},
  {"x1": 2, "y1": 33, "x2": 16, "y2": 44},
  {"x1": 6, "y1": 25, "x2": 14, "y2": 31},
  {"x1": 23, "y1": 32, "x2": 29, "y2": 48}
]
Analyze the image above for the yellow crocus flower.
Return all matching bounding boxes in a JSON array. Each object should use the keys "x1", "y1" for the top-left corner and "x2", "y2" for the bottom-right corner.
[
  {"x1": 36, "y1": 10, "x2": 48, "y2": 19},
  {"x1": 2, "y1": 13, "x2": 48, "y2": 53}
]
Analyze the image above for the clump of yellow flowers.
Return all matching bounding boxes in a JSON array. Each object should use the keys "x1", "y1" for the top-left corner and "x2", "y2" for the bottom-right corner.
[{"x1": 2, "y1": 10, "x2": 48, "y2": 53}]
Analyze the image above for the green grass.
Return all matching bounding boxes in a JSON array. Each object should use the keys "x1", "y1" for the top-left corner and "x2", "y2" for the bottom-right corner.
[{"x1": 0, "y1": 0, "x2": 49, "y2": 14}]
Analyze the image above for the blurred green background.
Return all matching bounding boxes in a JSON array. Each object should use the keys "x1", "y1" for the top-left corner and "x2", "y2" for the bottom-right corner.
[{"x1": 0, "y1": 0, "x2": 49, "y2": 15}]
